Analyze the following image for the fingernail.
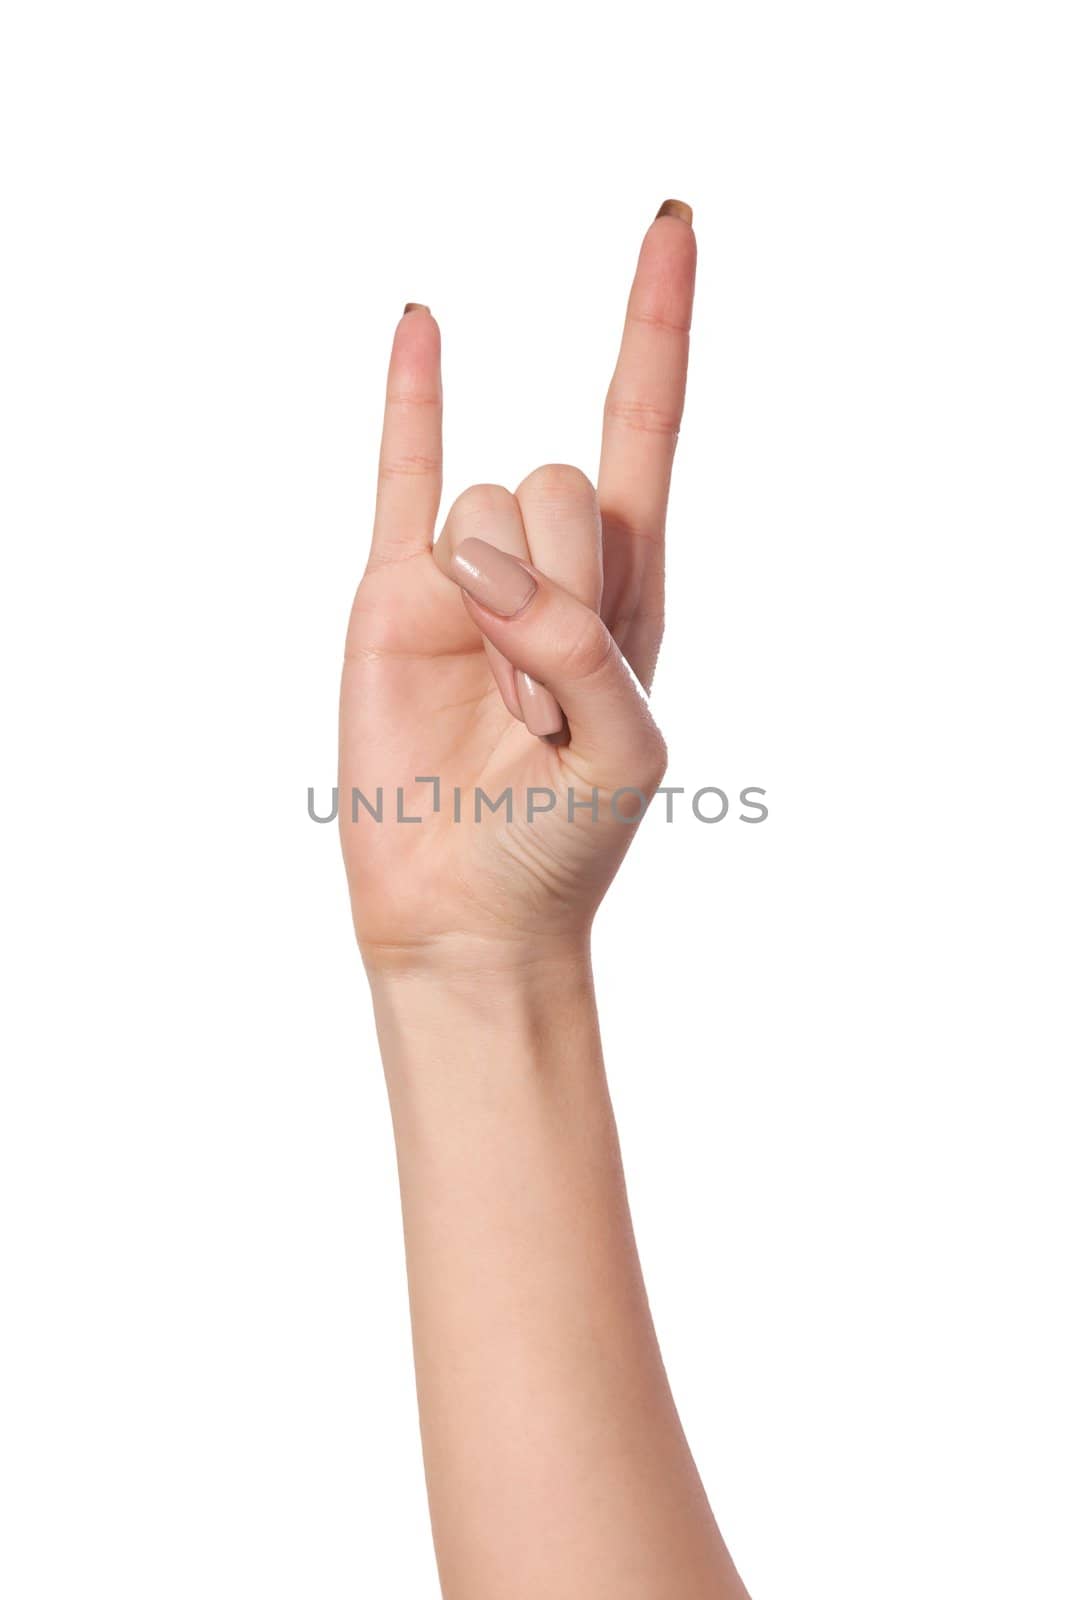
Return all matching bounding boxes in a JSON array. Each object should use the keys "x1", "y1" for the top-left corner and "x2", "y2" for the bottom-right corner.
[
  {"x1": 655, "y1": 198, "x2": 693, "y2": 225},
  {"x1": 451, "y1": 538, "x2": 538, "y2": 618},
  {"x1": 403, "y1": 302, "x2": 430, "y2": 314},
  {"x1": 516, "y1": 671, "x2": 563, "y2": 737}
]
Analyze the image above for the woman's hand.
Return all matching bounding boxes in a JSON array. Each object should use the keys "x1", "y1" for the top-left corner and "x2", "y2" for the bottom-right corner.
[{"x1": 340, "y1": 203, "x2": 696, "y2": 973}]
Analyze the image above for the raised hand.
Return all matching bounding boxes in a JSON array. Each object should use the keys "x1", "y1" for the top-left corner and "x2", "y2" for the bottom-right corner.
[{"x1": 340, "y1": 202, "x2": 696, "y2": 972}]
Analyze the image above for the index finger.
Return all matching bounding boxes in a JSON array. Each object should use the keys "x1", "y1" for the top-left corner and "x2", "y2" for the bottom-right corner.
[
  {"x1": 597, "y1": 202, "x2": 696, "y2": 685},
  {"x1": 368, "y1": 304, "x2": 443, "y2": 569}
]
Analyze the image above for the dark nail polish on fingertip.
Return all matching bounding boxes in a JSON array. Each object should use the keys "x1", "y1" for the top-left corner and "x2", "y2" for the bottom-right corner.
[
  {"x1": 655, "y1": 199, "x2": 693, "y2": 224},
  {"x1": 403, "y1": 302, "x2": 430, "y2": 314}
]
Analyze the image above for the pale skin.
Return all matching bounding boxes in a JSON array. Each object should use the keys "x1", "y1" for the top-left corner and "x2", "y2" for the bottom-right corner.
[{"x1": 340, "y1": 203, "x2": 750, "y2": 1599}]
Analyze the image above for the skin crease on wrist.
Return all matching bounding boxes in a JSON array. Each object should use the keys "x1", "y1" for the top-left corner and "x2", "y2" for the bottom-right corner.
[{"x1": 339, "y1": 202, "x2": 751, "y2": 1598}]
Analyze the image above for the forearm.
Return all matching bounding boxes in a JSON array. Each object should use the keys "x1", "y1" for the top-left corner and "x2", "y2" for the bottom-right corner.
[{"x1": 369, "y1": 946, "x2": 748, "y2": 1600}]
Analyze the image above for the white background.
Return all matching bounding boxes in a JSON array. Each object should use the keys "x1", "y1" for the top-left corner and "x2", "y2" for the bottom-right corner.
[{"x1": 2, "y1": 2, "x2": 1065, "y2": 1595}]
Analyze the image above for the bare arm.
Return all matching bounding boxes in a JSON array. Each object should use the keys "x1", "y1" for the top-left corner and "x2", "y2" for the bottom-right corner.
[
  {"x1": 370, "y1": 955, "x2": 748, "y2": 1599},
  {"x1": 341, "y1": 202, "x2": 748, "y2": 1597}
]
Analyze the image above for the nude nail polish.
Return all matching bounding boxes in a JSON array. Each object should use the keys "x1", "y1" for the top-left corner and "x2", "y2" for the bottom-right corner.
[
  {"x1": 655, "y1": 199, "x2": 693, "y2": 224},
  {"x1": 403, "y1": 302, "x2": 430, "y2": 314},
  {"x1": 451, "y1": 538, "x2": 538, "y2": 617},
  {"x1": 516, "y1": 671, "x2": 563, "y2": 737}
]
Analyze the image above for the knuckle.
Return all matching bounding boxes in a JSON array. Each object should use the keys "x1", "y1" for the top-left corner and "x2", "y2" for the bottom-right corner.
[
  {"x1": 520, "y1": 462, "x2": 595, "y2": 503},
  {"x1": 445, "y1": 482, "x2": 516, "y2": 530},
  {"x1": 641, "y1": 724, "x2": 669, "y2": 784},
  {"x1": 625, "y1": 307, "x2": 691, "y2": 335},
  {"x1": 378, "y1": 452, "x2": 441, "y2": 482},
  {"x1": 384, "y1": 389, "x2": 441, "y2": 409},
  {"x1": 557, "y1": 612, "x2": 615, "y2": 682},
  {"x1": 619, "y1": 718, "x2": 668, "y2": 791},
  {"x1": 603, "y1": 396, "x2": 682, "y2": 437}
]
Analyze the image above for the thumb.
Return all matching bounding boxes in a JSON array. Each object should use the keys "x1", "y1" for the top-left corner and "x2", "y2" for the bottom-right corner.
[{"x1": 448, "y1": 538, "x2": 667, "y2": 789}]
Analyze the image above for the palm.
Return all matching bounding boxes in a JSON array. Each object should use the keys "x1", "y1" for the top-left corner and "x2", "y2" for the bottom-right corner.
[{"x1": 342, "y1": 551, "x2": 583, "y2": 954}]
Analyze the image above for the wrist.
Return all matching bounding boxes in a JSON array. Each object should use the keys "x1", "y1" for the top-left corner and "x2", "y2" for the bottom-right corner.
[
  {"x1": 359, "y1": 929, "x2": 594, "y2": 991},
  {"x1": 363, "y1": 934, "x2": 601, "y2": 1100}
]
